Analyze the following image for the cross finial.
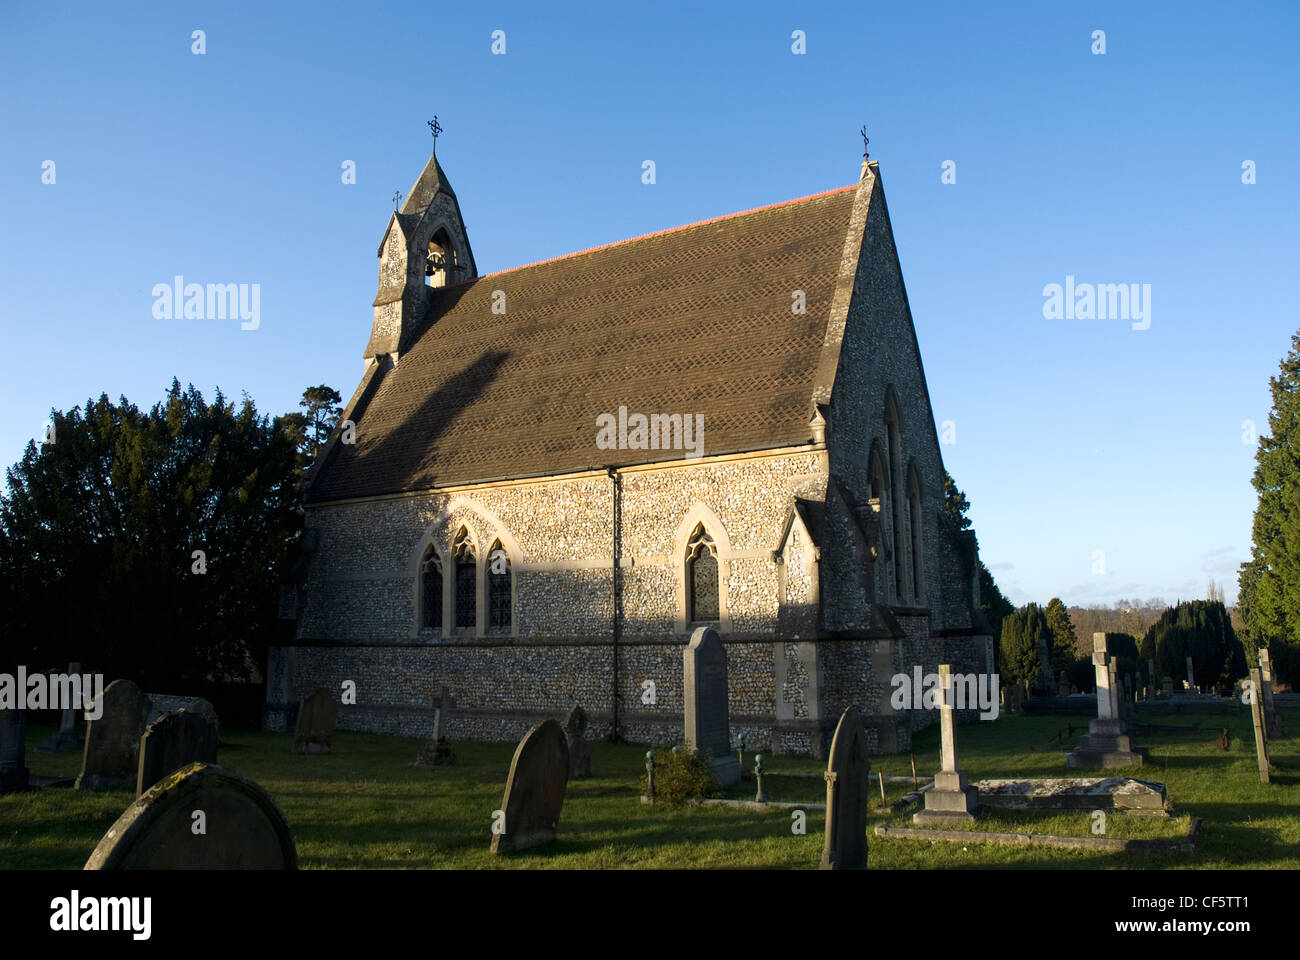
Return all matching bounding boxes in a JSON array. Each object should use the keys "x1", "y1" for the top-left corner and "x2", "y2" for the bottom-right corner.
[
  {"x1": 428, "y1": 116, "x2": 442, "y2": 146},
  {"x1": 859, "y1": 125, "x2": 869, "y2": 161},
  {"x1": 393, "y1": 190, "x2": 401, "y2": 210}
]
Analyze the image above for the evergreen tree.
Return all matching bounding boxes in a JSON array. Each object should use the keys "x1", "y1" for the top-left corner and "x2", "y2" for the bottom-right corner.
[
  {"x1": 1238, "y1": 329, "x2": 1300, "y2": 685},
  {"x1": 1044, "y1": 597, "x2": 1078, "y2": 672},
  {"x1": 0, "y1": 381, "x2": 303, "y2": 688},
  {"x1": 298, "y1": 385, "x2": 343, "y2": 462},
  {"x1": 1000, "y1": 603, "x2": 1049, "y2": 690},
  {"x1": 941, "y1": 469, "x2": 1013, "y2": 646},
  {"x1": 1142, "y1": 600, "x2": 1246, "y2": 691}
]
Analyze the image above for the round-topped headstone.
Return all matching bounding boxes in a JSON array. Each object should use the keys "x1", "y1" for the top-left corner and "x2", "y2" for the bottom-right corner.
[{"x1": 85, "y1": 762, "x2": 297, "y2": 869}]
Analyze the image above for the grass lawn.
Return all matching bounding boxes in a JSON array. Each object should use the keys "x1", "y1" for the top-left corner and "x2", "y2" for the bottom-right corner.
[{"x1": 2, "y1": 704, "x2": 1296, "y2": 870}]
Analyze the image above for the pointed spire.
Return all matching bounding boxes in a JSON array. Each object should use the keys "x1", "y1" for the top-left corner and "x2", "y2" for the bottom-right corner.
[{"x1": 401, "y1": 118, "x2": 456, "y2": 215}]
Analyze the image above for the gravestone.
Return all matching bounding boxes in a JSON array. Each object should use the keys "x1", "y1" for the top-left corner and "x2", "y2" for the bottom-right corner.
[
  {"x1": 491, "y1": 719, "x2": 569, "y2": 854},
  {"x1": 564, "y1": 705, "x2": 592, "y2": 779},
  {"x1": 1259, "y1": 649, "x2": 1284, "y2": 739},
  {"x1": 136, "y1": 709, "x2": 218, "y2": 796},
  {"x1": 414, "y1": 685, "x2": 455, "y2": 766},
  {"x1": 1146, "y1": 659, "x2": 1157, "y2": 700},
  {"x1": 145, "y1": 694, "x2": 219, "y2": 737},
  {"x1": 682, "y1": 625, "x2": 741, "y2": 786},
  {"x1": 1161, "y1": 677, "x2": 1174, "y2": 698},
  {"x1": 914, "y1": 664, "x2": 979, "y2": 824},
  {"x1": 1066, "y1": 634, "x2": 1146, "y2": 769},
  {"x1": 1035, "y1": 633, "x2": 1053, "y2": 693},
  {"x1": 819, "y1": 706, "x2": 868, "y2": 870},
  {"x1": 40, "y1": 662, "x2": 85, "y2": 752},
  {"x1": 1185, "y1": 656, "x2": 1195, "y2": 693},
  {"x1": 1248, "y1": 667, "x2": 1270, "y2": 784},
  {"x1": 85, "y1": 762, "x2": 297, "y2": 869},
  {"x1": 76, "y1": 679, "x2": 151, "y2": 790},
  {"x1": 0, "y1": 708, "x2": 29, "y2": 794},
  {"x1": 292, "y1": 687, "x2": 337, "y2": 754},
  {"x1": 1058, "y1": 671, "x2": 1070, "y2": 697}
]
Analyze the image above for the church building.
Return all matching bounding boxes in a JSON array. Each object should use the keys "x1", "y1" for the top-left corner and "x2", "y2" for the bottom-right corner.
[{"x1": 264, "y1": 130, "x2": 994, "y2": 756}]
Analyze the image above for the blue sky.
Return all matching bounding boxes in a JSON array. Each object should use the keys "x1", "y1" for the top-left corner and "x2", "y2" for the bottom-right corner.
[{"x1": 2, "y1": 1, "x2": 1296, "y2": 607}]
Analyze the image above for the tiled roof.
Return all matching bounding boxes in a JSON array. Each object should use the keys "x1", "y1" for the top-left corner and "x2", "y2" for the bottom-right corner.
[{"x1": 310, "y1": 184, "x2": 858, "y2": 501}]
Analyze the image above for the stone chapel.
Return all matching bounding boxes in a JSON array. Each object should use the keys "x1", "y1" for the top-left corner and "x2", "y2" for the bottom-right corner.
[{"x1": 264, "y1": 133, "x2": 995, "y2": 756}]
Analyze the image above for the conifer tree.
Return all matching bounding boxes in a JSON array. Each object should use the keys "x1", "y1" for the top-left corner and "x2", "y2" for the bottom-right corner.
[{"x1": 1238, "y1": 329, "x2": 1300, "y2": 685}]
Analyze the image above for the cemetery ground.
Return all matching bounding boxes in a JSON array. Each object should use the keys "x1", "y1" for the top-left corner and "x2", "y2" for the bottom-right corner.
[{"x1": 3, "y1": 705, "x2": 1296, "y2": 870}]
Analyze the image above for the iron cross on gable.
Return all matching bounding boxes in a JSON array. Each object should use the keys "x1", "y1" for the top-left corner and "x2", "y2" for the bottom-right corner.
[
  {"x1": 392, "y1": 190, "x2": 401, "y2": 209},
  {"x1": 428, "y1": 116, "x2": 442, "y2": 145},
  {"x1": 859, "y1": 125, "x2": 869, "y2": 161}
]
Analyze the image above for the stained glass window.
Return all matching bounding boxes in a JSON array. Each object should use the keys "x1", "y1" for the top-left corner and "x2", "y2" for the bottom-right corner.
[
  {"x1": 421, "y1": 548, "x2": 443, "y2": 632},
  {"x1": 454, "y1": 529, "x2": 476, "y2": 630},
  {"x1": 488, "y1": 543, "x2": 511, "y2": 633}
]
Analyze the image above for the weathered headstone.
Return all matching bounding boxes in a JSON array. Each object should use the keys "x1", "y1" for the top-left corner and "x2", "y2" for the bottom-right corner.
[
  {"x1": 490, "y1": 719, "x2": 569, "y2": 854},
  {"x1": 292, "y1": 687, "x2": 337, "y2": 754},
  {"x1": 914, "y1": 664, "x2": 979, "y2": 824},
  {"x1": 1161, "y1": 677, "x2": 1174, "y2": 698},
  {"x1": 414, "y1": 685, "x2": 455, "y2": 766},
  {"x1": 76, "y1": 679, "x2": 151, "y2": 790},
  {"x1": 1248, "y1": 667, "x2": 1270, "y2": 784},
  {"x1": 1036, "y1": 633, "x2": 1053, "y2": 693},
  {"x1": 1185, "y1": 656, "x2": 1195, "y2": 693},
  {"x1": 819, "y1": 706, "x2": 868, "y2": 870},
  {"x1": 682, "y1": 625, "x2": 740, "y2": 786},
  {"x1": 564, "y1": 705, "x2": 591, "y2": 779},
  {"x1": 145, "y1": 694, "x2": 219, "y2": 738},
  {"x1": 1146, "y1": 659, "x2": 1157, "y2": 700},
  {"x1": 85, "y1": 762, "x2": 297, "y2": 869},
  {"x1": 1066, "y1": 634, "x2": 1146, "y2": 769},
  {"x1": 1259, "y1": 649, "x2": 1284, "y2": 739},
  {"x1": 136, "y1": 709, "x2": 218, "y2": 796},
  {"x1": 40, "y1": 662, "x2": 85, "y2": 752},
  {"x1": 0, "y1": 708, "x2": 29, "y2": 794}
]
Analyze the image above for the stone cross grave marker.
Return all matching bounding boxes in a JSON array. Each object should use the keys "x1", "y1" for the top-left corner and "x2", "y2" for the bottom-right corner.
[
  {"x1": 76, "y1": 679, "x2": 151, "y2": 790},
  {"x1": 40, "y1": 662, "x2": 84, "y2": 752},
  {"x1": 1249, "y1": 666, "x2": 1270, "y2": 784},
  {"x1": 819, "y1": 706, "x2": 868, "y2": 870},
  {"x1": 86, "y1": 762, "x2": 297, "y2": 869},
  {"x1": 1259, "y1": 649, "x2": 1283, "y2": 739},
  {"x1": 1066, "y1": 634, "x2": 1145, "y2": 769},
  {"x1": 293, "y1": 687, "x2": 337, "y2": 754},
  {"x1": 0, "y1": 707, "x2": 29, "y2": 794},
  {"x1": 913, "y1": 664, "x2": 979, "y2": 824},
  {"x1": 136, "y1": 709, "x2": 218, "y2": 796},
  {"x1": 491, "y1": 719, "x2": 569, "y2": 854},
  {"x1": 415, "y1": 685, "x2": 455, "y2": 766},
  {"x1": 565, "y1": 704, "x2": 591, "y2": 779},
  {"x1": 683, "y1": 625, "x2": 740, "y2": 785}
]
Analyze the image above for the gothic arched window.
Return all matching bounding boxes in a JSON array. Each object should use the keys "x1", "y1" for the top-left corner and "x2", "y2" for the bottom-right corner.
[
  {"x1": 453, "y1": 528, "x2": 477, "y2": 630},
  {"x1": 687, "y1": 525, "x2": 719, "y2": 623},
  {"x1": 908, "y1": 467, "x2": 925, "y2": 604},
  {"x1": 488, "y1": 540, "x2": 511, "y2": 633},
  {"x1": 886, "y1": 394, "x2": 905, "y2": 602},
  {"x1": 420, "y1": 546, "x2": 444, "y2": 633}
]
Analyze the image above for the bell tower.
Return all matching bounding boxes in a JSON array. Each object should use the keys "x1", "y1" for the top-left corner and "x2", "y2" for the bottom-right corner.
[{"x1": 365, "y1": 117, "x2": 478, "y2": 361}]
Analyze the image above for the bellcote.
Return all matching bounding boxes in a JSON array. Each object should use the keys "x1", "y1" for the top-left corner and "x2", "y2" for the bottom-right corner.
[{"x1": 365, "y1": 132, "x2": 478, "y2": 361}]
